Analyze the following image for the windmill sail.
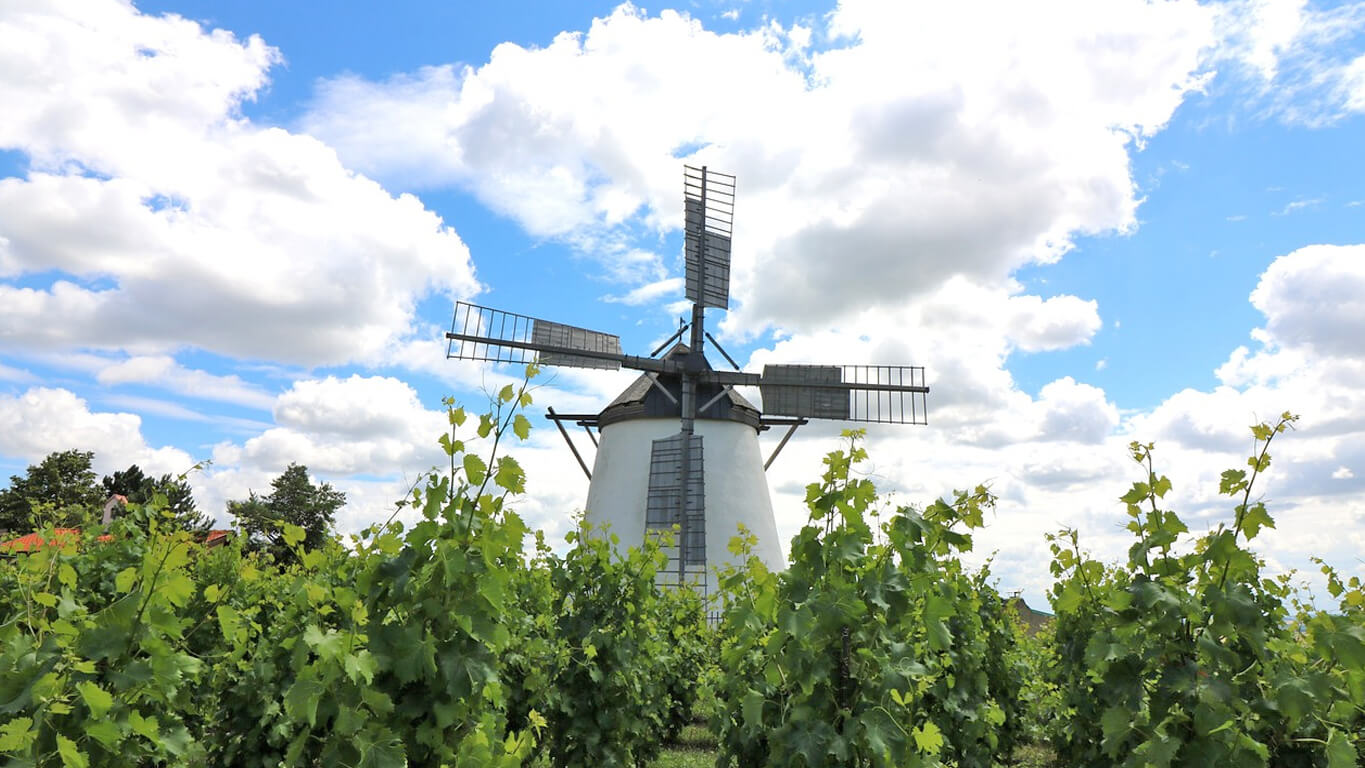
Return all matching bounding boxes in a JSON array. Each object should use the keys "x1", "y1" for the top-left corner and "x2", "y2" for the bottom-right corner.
[
  {"x1": 760, "y1": 364, "x2": 928, "y2": 424},
  {"x1": 645, "y1": 433, "x2": 706, "y2": 583},
  {"x1": 447, "y1": 301, "x2": 622, "y2": 371},
  {"x1": 531, "y1": 319, "x2": 621, "y2": 370},
  {"x1": 683, "y1": 165, "x2": 734, "y2": 310}
]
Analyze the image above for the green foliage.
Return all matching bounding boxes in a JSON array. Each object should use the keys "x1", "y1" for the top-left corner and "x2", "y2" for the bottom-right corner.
[
  {"x1": 197, "y1": 387, "x2": 542, "y2": 767},
  {"x1": 973, "y1": 572, "x2": 1029, "y2": 757},
  {"x1": 1046, "y1": 412, "x2": 1365, "y2": 766},
  {"x1": 533, "y1": 522, "x2": 674, "y2": 768},
  {"x1": 227, "y1": 463, "x2": 345, "y2": 562},
  {"x1": 713, "y1": 431, "x2": 1020, "y2": 768},
  {"x1": 1009, "y1": 618, "x2": 1063, "y2": 745},
  {"x1": 656, "y1": 585, "x2": 712, "y2": 743},
  {"x1": 0, "y1": 450, "x2": 105, "y2": 533},
  {"x1": 5, "y1": 391, "x2": 1361, "y2": 768},
  {"x1": 0, "y1": 379, "x2": 548, "y2": 767},
  {"x1": 0, "y1": 503, "x2": 208, "y2": 766}
]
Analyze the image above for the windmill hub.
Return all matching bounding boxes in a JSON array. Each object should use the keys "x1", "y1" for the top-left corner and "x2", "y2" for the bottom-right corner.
[
  {"x1": 596, "y1": 344, "x2": 759, "y2": 430},
  {"x1": 682, "y1": 351, "x2": 707, "y2": 374}
]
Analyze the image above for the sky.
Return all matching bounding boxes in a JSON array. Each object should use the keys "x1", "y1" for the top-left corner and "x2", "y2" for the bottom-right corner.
[{"x1": 2, "y1": 0, "x2": 1364, "y2": 607}]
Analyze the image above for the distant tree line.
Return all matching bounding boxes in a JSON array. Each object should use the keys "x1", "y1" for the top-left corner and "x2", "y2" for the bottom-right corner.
[{"x1": 0, "y1": 450, "x2": 345, "y2": 563}]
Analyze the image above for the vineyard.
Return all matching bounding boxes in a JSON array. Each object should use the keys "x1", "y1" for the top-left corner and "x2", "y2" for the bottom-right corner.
[{"x1": 0, "y1": 384, "x2": 1362, "y2": 767}]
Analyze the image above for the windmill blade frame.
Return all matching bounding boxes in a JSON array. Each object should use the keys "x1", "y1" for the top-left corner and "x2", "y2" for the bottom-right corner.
[
  {"x1": 758, "y1": 364, "x2": 929, "y2": 425},
  {"x1": 683, "y1": 165, "x2": 735, "y2": 310},
  {"x1": 446, "y1": 300, "x2": 627, "y2": 371},
  {"x1": 645, "y1": 432, "x2": 706, "y2": 586}
]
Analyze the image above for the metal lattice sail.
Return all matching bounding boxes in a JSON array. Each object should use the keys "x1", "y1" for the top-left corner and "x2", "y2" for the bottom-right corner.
[{"x1": 447, "y1": 165, "x2": 930, "y2": 590}]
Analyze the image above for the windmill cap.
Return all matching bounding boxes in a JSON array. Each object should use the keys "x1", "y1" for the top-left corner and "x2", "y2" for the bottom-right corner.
[{"x1": 598, "y1": 343, "x2": 761, "y2": 430}]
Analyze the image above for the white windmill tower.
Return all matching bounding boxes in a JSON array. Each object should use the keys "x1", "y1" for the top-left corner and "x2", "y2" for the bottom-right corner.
[{"x1": 447, "y1": 166, "x2": 929, "y2": 594}]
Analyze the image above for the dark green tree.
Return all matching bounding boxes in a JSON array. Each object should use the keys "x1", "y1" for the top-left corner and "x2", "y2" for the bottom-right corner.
[
  {"x1": 0, "y1": 449, "x2": 105, "y2": 533},
  {"x1": 102, "y1": 464, "x2": 212, "y2": 534},
  {"x1": 228, "y1": 463, "x2": 344, "y2": 561}
]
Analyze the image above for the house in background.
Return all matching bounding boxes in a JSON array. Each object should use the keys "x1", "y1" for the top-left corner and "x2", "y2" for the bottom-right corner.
[
  {"x1": 1006, "y1": 594, "x2": 1054, "y2": 636},
  {"x1": 0, "y1": 494, "x2": 234, "y2": 553}
]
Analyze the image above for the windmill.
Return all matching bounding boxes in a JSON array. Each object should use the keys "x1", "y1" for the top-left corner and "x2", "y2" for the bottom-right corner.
[{"x1": 446, "y1": 166, "x2": 929, "y2": 593}]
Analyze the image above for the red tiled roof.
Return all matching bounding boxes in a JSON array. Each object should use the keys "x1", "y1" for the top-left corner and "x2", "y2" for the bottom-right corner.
[
  {"x1": 0, "y1": 528, "x2": 113, "y2": 552},
  {"x1": 1, "y1": 527, "x2": 236, "y2": 552}
]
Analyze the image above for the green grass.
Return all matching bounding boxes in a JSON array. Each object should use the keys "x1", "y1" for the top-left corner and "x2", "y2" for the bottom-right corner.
[
  {"x1": 533, "y1": 723, "x2": 1058, "y2": 768},
  {"x1": 649, "y1": 723, "x2": 717, "y2": 768},
  {"x1": 1008, "y1": 743, "x2": 1061, "y2": 767}
]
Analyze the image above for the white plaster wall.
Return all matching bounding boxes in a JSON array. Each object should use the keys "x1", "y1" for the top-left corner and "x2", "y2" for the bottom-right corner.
[{"x1": 583, "y1": 417, "x2": 785, "y2": 593}]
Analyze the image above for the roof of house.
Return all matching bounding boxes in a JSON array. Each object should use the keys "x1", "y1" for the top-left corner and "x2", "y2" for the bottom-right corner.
[
  {"x1": 0, "y1": 528, "x2": 112, "y2": 552},
  {"x1": 1006, "y1": 595, "x2": 1054, "y2": 636},
  {"x1": 1, "y1": 528, "x2": 236, "y2": 552}
]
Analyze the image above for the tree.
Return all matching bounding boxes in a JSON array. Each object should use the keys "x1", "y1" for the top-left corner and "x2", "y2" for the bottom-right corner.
[
  {"x1": 102, "y1": 464, "x2": 211, "y2": 534},
  {"x1": 228, "y1": 463, "x2": 344, "y2": 561},
  {"x1": 0, "y1": 450, "x2": 105, "y2": 533}
]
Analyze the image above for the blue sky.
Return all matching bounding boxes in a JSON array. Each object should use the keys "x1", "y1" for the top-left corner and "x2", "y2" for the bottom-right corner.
[{"x1": 2, "y1": 0, "x2": 1363, "y2": 604}]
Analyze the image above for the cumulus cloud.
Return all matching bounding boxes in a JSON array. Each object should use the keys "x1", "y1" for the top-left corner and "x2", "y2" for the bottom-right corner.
[
  {"x1": 734, "y1": 277, "x2": 1108, "y2": 466},
  {"x1": 0, "y1": 387, "x2": 196, "y2": 477},
  {"x1": 1091, "y1": 242, "x2": 1365, "y2": 592},
  {"x1": 302, "y1": 1, "x2": 1216, "y2": 336},
  {"x1": 1033, "y1": 377, "x2": 1118, "y2": 444},
  {"x1": 1248, "y1": 244, "x2": 1365, "y2": 358},
  {"x1": 0, "y1": 0, "x2": 478, "y2": 367},
  {"x1": 209, "y1": 373, "x2": 590, "y2": 534},
  {"x1": 1005, "y1": 294, "x2": 1102, "y2": 352},
  {"x1": 229, "y1": 375, "x2": 447, "y2": 475},
  {"x1": 746, "y1": 241, "x2": 1365, "y2": 602}
]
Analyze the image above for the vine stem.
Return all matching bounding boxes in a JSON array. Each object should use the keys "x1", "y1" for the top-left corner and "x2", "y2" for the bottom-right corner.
[
  {"x1": 1143, "y1": 451, "x2": 1176, "y2": 580},
  {"x1": 124, "y1": 534, "x2": 192, "y2": 659},
  {"x1": 460, "y1": 373, "x2": 538, "y2": 543},
  {"x1": 1070, "y1": 533, "x2": 1098, "y2": 605},
  {"x1": 1215, "y1": 415, "x2": 1293, "y2": 592}
]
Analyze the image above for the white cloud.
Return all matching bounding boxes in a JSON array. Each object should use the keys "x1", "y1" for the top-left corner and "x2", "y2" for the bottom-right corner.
[
  {"x1": 97, "y1": 355, "x2": 275, "y2": 410},
  {"x1": 0, "y1": 387, "x2": 196, "y2": 478},
  {"x1": 237, "y1": 375, "x2": 446, "y2": 475},
  {"x1": 0, "y1": 0, "x2": 478, "y2": 367},
  {"x1": 1004, "y1": 294, "x2": 1101, "y2": 352},
  {"x1": 0, "y1": 361, "x2": 36, "y2": 384},
  {"x1": 302, "y1": 1, "x2": 1216, "y2": 336},
  {"x1": 1248, "y1": 244, "x2": 1365, "y2": 358},
  {"x1": 273, "y1": 375, "x2": 437, "y2": 441},
  {"x1": 602, "y1": 277, "x2": 684, "y2": 306},
  {"x1": 1034, "y1": 377, "x2": 1119, "y2": 444},
  {"x1": 99, "y1": 393, "x2": 273, "y2": 433},
  {"x1": 1274, "y1": 196, "x2": 1324, "y2": 215},
  {"x1": 1126, "y1": 243, "x2": 1365, "y2": 523},
  {"x1": 218, "y1": 373, "x2": 590, "y2": 535},
  {"x1": 741, "y1": 277, "x2": 1106, "y2": 455},
  {"x1": 743, "y1": 241, "x2": 1365, "y2": 604},
  {"x1": 1216, "y1": 0, "x2": 1365, "y2": 124}
]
